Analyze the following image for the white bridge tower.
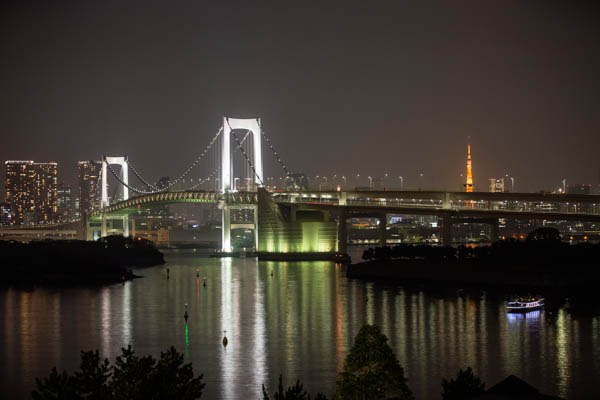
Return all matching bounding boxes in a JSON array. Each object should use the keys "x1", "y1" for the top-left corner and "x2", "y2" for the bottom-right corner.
[
  {"x1": 220, "y1": 117, "x2": 263, "y2": 252},
  {"x1": 100, "y1": 155, "x2": 130, "y2": 238}
]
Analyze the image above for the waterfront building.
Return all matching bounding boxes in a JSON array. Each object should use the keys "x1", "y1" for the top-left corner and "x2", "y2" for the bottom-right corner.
[
  {"x1": 156, "y1": 176, "x2": 170, "y2": 191},
  {"x1": 4, "y1": 160, "x2": 58, "y2": 225},
  {"x1": 73, "y1": 196, "x2": 80, "y2": 219},
  {"x1": 0, "y1": 202, "x2": 11, "y2": 226},
  {"x1": 286, "y1": 173, "x2": 309, "y2": 190},
  {"x1": 489, "y1": 178, "x2": 505, "y2": 193},
  {"x1": 566, "y1": 183, "x2": 591, "y2": 195},
  {"x1": 57, "y1": 182, "x2": 72, "y2": 222},
  {"x1": 464, "y1": 141, "x2": 474, "y2": 192},
  {"x1": 77, "y1": 161, "x2": 102, "y2": 216}
]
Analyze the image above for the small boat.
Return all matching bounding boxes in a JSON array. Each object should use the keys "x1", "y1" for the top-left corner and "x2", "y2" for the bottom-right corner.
[{"x1": 506, "y1": 297, "x2": 544, "y2": 312}]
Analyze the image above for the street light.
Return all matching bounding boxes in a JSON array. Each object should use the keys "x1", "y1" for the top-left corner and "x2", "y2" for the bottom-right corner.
[
  {"x1": 398, "y1": 176, "x2": 403, "y2": 189},
  {"x1": 562, "y1": 179, "x2": 566, "y2": 193},
  {"x1": 368, "y1": 176, "x2": 373, "y2": 188}
]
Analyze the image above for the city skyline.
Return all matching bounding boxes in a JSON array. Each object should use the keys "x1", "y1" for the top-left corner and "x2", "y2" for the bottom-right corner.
[{"x1": 1, "y1": 1, "x2": 599, "y2": 194}]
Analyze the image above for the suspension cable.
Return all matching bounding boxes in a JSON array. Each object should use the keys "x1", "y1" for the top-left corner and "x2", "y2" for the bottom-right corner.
[
  {"x1": 105, "y1": 126, "x2": 223, "y2": 195},
  {"x1": 261, "y1": 130, "x2": 291, "y2": 177},
  {"x1": 128, "y1": 161, "x2": 158, "y2": 190}
]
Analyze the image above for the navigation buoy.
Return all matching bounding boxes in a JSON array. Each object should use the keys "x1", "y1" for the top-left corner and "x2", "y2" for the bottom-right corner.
[
  {"x1": 271, "y1": 271, "x2": 274, "y2": 277},
  {"x1": 122, "y1": 275, "x2": 125, "y2": 285},
  {"x1": 222, "y1": 330, "x2": 228, "y2": 348},
  {"x1": 167, "y1": 268, "x2": 170, "y2": 279},
  {"x1": 203, "y1": 277, "x2": 206, "y2": 288},
  {"x1": 196, "y1": 268, "x2": 200, "y2": 278},
  {"x1": 184, "y1": 303, "x2": 189, "y2": 323}
]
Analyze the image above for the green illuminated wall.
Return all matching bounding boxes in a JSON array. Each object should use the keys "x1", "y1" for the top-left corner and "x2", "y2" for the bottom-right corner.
[{"x1": 257, "y1": 189, "x2": 338, "y2": 253}]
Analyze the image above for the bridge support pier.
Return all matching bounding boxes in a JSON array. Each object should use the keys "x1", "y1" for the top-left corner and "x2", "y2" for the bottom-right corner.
[
  {"x1": 490, "y1": 218, "x2": 499, "y2": 242},
  {"x1": 101, "y1": 215, "x2": 107, "y2": 238},
  {"x1": 122, "y1": 215, "x2": 129, "y2": 237},
  {"x1": 379, "y1": 213, "x2": 387, "y2": 247},
  {"x1": 338, "y1": 209, "x2": 348, "y2": 254},
  {"x1": 441, "y1": 216, "x2": 453, "y2": 246},
  {"x1": 253, "y1": 205, "x2": 259, "y2": 250},
  {"x1": 222, "y1": 206, "x2": 231, "y2": 252}
]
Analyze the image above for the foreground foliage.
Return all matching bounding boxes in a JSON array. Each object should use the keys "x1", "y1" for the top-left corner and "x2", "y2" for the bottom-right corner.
[
  {"x1": 335, "y1": 324, "x2": 413, "y2": 400},
  {"x1": 32, "y1": 346, "x2": 204, "y2": 400},
  {"x1": 262, "y1": 374, "x2": 328, "y2": 400},
  {"x1": 441, "y1": 367, "x2": 485, "y2": 400}
]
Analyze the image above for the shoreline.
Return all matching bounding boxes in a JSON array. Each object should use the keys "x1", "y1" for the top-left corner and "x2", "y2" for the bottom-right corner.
[
  {"x1": 0, "y1": 236, "x2": 164, "y2": 287},
  {"x1": 346, "y1": 259, "x2": 596, "y2": 289}
]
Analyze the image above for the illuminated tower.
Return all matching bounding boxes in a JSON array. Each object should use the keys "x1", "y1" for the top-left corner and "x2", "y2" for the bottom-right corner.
[{"x1": 465, "y1": 140, "x2": 474, "y2": 192}]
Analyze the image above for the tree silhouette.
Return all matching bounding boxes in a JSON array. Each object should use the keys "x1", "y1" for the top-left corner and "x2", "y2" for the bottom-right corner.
[
  {"x1": 441, "y1": 367, "x2": 485, "y2": 400},
  {"x1": 32, "y1": 346, "x2": 204, "y2": 400},
  {"x1": 335, "y1": 324, "x2": 413, "y2": 400},
  {"x1": 262, "y1": 374, "x2": 328, "y2": 400}
]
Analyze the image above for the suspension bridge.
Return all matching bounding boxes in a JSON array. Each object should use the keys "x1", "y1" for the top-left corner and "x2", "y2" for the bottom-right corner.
[{"x1": 3, "y1": 116, "x2": 600, "y2": 258}]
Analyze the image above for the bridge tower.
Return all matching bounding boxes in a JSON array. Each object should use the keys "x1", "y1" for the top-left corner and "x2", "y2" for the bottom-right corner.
[
  {"x1": 100, "y1": 156, "x2": 130, "y2": 238},
  {"x1": 220, "y1": 117, "x2": 263, "y2": 252}
]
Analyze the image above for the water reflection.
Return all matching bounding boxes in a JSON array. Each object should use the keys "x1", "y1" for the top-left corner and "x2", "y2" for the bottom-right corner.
[{"x1": 0, "y1": 253, "x2": 599, "y2": 400}]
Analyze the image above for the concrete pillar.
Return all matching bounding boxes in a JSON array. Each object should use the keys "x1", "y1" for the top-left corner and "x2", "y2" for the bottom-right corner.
[
  {"x1": 442, "y1": 216, "x2": 452, "y2": 246},
  {"x1": 442, "y1": 192, "x2": 451, "y2": 209},
  {"x1": 101, "y1": 215, "x2": 107, "y2": 238},
  {"x1": 222, "y1": 206, "x2": 231, "y2": 252},
  {"x1": 490, "y1": 218, "x2": 499, "y2": 242},
  {"x1": 123, "y1": 215, "x2": 129, "y2": 237},
  {"x1": 338, "y1": 209, "x2": 348, "y2": 254},
  {"x1": 78, "y1": 212, "x2": 88, "y2": 240},
  {"x1": 253, "y1": 205, "x2": 258, "y2": 251},
  {"x1": 379, "y1": 213, "x2": 387, "y2": 247}
]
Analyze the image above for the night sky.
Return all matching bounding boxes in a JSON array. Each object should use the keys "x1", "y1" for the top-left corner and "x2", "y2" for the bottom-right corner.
[{"x1": 1, "y1": 0, "x2": 599, "y2": 194}]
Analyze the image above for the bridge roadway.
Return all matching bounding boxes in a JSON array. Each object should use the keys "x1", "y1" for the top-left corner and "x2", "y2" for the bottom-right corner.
[
  {"x1": 269, "y1": 190, "x2": 600, "y2": 252},
  {"x1": 88, "y1": 189, "x2": 600, "y2": 217},
  {"x1": 2, "y1": 189, "x2": 599, "y2": 245}
]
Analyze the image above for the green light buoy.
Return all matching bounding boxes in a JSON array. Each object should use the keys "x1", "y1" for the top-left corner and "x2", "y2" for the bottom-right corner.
[
  {"x1": 222, "y1": 330, "x2": 228, "y2": 348},
  {"x1": 184, "y1": 303, "x2": 189, "y2": 323}
]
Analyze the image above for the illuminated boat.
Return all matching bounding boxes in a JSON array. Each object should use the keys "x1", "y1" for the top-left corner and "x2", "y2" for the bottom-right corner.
[{"x1": 506, "y1": 298, "x2": 544, "y2": 312}]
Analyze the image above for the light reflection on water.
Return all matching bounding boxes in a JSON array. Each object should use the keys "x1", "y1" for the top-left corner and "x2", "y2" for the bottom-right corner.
[{"x1": 0, "y1": 251, "x2": 599, "y2": 400}]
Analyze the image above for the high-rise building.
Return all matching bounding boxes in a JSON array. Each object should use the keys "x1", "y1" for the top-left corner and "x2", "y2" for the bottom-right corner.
[
  {"x1": 57, "y1": 182, "x2": 72, "y2": 222},
  {"x1": 73, "y1": 196, "x2": 81, "y2": 219},
  {"x1": 286, "y1": 173, "x2": 309, "y2": 190},
  {"x1": 566, "y1": 184, "x2": 591, "y2": 195},
  {"x1": 4, "y1": 160, "x2": 58, "y2": 225},
  {"x1": 156, "y1": 176, "x2": 170, "y2": 192},
  {"x1": 77, "y1": 161, "x2": 102, "y2": 217},
  {"x1": 488, "y1": 178, "x2": 505, "y2": 193},
  {"x1": 0, "y1": 202, "x2": 11, "y2": 226},
  {"x1": 464, "y1": 141, "x2": 474, "y2": 192}
]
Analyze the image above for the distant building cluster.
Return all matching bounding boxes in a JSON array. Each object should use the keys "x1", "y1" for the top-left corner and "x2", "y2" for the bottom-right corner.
[
  {"x1": 77, "y1": 161, "x2": 102, "y2": 218},
  {"x1": 488, "y1": 178, "x2": 506, "y2": 193},
  {"x1": 566, "y1": 183, "x2": 592, "y2": 195},
  {"x1": 2, "y1": 159, "x2": 104, "y2": 226},
  {"x1": 4, "y1": 161, "x2": 58, "y2": 225}
]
